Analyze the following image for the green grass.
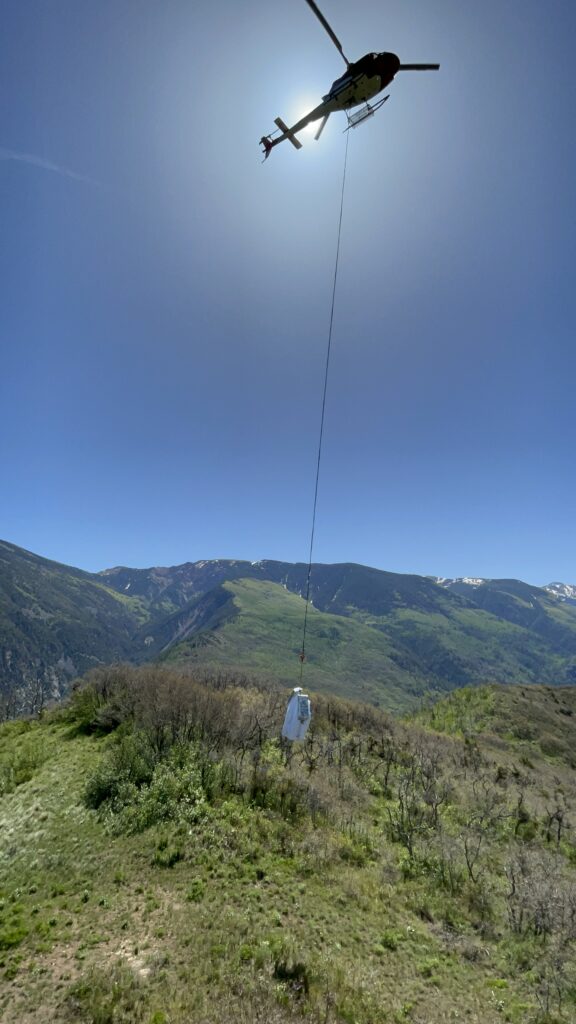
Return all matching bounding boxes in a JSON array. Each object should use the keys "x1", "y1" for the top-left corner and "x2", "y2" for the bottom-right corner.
[{"x1": 1, "y1": 669, "x2": 576, "y2": 1022}]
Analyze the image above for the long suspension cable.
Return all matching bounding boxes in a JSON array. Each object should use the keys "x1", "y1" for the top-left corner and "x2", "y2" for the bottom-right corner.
[{"x1": 299, "y1": 132, "x2": 350, "y2": 682}]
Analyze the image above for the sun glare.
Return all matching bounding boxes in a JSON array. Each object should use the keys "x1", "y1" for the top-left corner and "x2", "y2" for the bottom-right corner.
[{"x1": 290, "y1": 96, "x2": 319, "y2": 135}]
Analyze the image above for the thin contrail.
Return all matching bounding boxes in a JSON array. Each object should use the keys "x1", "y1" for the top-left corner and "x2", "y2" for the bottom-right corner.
[{"x1": 0, "y1": 146, "x2": 100, "y2": 187}]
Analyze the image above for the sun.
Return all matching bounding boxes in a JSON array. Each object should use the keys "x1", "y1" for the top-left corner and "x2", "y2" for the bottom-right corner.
[{"x1": 290, "y1": 96, "x2": 319, "y2": 135}]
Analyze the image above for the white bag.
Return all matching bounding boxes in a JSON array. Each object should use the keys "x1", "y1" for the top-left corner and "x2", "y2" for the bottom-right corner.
[{"x1": 282, "y1": 687, "x2": 312, "y2": 742}]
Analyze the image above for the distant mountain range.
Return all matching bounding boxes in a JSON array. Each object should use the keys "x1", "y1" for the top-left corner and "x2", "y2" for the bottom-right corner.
[
  {"x1": 1, "y1": 538, "x2": 576, "y2": 716},
  {"x1": 435, "y1": 576, "x2": 576, "y2": 606}
]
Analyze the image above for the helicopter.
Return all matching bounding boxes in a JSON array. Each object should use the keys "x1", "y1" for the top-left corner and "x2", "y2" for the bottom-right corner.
[{"x1": 260, "y1": 0, "x2": 439, "y2": 159}]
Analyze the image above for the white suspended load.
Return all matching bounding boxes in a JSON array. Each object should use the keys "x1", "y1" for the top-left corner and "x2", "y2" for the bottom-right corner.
[{"x1": 282, "y1": 686, "x2": 312, "y2": 742}]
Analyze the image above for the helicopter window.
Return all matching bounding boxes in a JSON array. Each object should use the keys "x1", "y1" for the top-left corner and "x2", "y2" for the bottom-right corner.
[{"x1": 330, "y1": 73, "x2": 352, "y2": 94}]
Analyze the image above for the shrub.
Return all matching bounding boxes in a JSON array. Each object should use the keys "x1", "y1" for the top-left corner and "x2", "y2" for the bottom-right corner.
[
  {"x1": 418, "y1": 956, "x2": 442, "y2": 978},
  {"x1": 273, "y1": 956, "x2": 311, "y2": 997},
  {"x1": 248, "y1": 752, "x2": 309, "y2": 821},
  {"x1": 65, "y1": 961, "x2": 146, "y2": 1023},
  {"x1": 0, "y1": 733, "x2": 48, "y2": 796},
  {"x1": 380, "y1": 929, "x2": 405, "y2": 951},
  {"x1": 0, "y1": 924, "x2": 28, "y2": 949},
  {"x1": 539, "y1": 734, "x2": 567, "y2": 759},
  {"x1": 516, "y1": 819, "x2": 538, "y2": 843},
  {"x1": 67, "y1": 685, "x2": 109, "y2": 734},
  {"x1": 110, "y1": 757, "x2": 207, "y2": 835},
  {"x1": 186, "y1": 878, "x2": 205, "y2": 902},
  {"x1": 338, "y1": 835, "x2": 370, "y2": 867},
  {"x1": 85, "y1": 733, "x2": 211, "y2": 835},
  {"x1": 84, "y1": 733, "x2": 156, "y2": 810},
  {"x1": 152, "y1": 841, "x2": 184, "y2": 869}
]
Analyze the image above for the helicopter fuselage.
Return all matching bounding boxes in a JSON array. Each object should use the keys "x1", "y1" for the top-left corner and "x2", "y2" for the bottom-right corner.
[{"x1": 326, "y1": 51, "x2": 400, "y2": 110}]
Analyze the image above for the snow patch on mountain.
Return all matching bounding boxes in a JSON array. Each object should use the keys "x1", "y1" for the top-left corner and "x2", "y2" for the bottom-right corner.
[
  {"x1": 433, "y1": 577, "x2": 488, "y2": 589},
  {"x1": 544, "y1": 582, "x2": 576, "y2": 602}
]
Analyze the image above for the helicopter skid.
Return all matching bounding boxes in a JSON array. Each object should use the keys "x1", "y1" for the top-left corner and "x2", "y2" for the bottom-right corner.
[{"x1": 344, "y1": 95, "x2": 389, "y2": 130}]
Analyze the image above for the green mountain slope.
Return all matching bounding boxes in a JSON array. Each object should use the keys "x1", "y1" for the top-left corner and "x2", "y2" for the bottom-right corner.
[
  {"x1": 161, "y1": 579, "x2": 416, "y2": 712},
  {"x1": 2, "y1": 667, "x2": 576, "y2": 1023},
  {"x1": 441, "y1": 578, "x2": 576, "y2": 662},
  {"x1": 0, "y1": 541, "x2": 147, "y2": 714},
  {"x1": 416, "y1": 679, "x2": 576, "y2": 762},
  {"x1": 103, "y1": 560, "x2": 576, "y2": 695},
  {"x1": 2, "y1": 539, "x2": 576, "y2": 716},
  {"x1": 162, "y1": 578, "x2": 574, "y2": 710}
]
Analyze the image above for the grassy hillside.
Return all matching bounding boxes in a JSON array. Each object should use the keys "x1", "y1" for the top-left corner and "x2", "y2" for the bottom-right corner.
[
  {"x1": 163, "y1": 579, "x2": 572, "y2": 711},
  {"x1": 440, "y1": 580, "x2": 576, "y2": 666},
  {"x1": 415, "y1": 682, "x2": 576, "y2": 763},
  {"x1": 161, "y1": 579, "x2": 420, "y2": 712},
  {"x1": 1, "y1": 667, "x2": 576, "y2": 1023}
]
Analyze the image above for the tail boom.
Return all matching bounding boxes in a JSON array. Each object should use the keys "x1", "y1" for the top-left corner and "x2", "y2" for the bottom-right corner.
[{"x1": 260, "y1": 102, "x2": 331, "y2": 158}]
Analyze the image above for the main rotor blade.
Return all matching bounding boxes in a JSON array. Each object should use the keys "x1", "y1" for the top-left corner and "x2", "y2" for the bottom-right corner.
[
  {"x1": 304, "y1": 0, "x2": 349, "y2": 66},
  {"x1": 398, "y1": 64, "x2": 440, "y2": 71}
]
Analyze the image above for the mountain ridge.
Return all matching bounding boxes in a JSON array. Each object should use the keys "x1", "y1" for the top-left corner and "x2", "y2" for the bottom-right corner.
[{"x1": 2, "y1": 538, "x2": 576, "y2": 716}]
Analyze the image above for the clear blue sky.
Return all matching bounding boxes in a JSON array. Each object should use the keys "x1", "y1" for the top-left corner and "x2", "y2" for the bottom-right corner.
[{"x1": 1, "y1": 1, "x2": 575, "y2": 584}]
